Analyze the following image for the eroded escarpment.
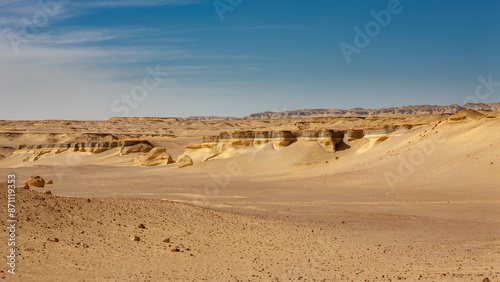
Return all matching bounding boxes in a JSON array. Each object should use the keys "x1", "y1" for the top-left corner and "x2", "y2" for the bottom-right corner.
[
  {"x1": 346, "y1": 124, "x2": 420, "y2": 141},
  {"x1": 1, "y1": 122, "x2": 430, "y2": 166},
  {"x1": 183, "y1": 125, "x2": 425, "y2": 163},
  {"x1": 181, "y1": 130, "x2": 346, "y2": 162},
  {"x1": 12, "y1": 140, "x2": 155, "y2": 162}
]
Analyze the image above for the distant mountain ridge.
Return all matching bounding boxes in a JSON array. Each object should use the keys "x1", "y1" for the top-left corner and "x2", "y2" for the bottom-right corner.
[{"x1": 184, "y1": 103, "x2": 500, "y2": 120}]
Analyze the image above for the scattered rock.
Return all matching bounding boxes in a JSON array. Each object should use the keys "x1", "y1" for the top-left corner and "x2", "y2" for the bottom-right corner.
[
  {"x1": 46, "y1": 180, "x2": 53, "y2": 185},
  {"x1": 131, "y1": 236, "x2": 140, "y2": 241},
  {"x1": 86, "y1": 198, "x2": 91, "y2": 203},
  {"x1": 138, "y1": 223, "x2": 146, "y2": 229},
  {"x1": 162, "y1": 238, "x2": 170, "y2": 243},
  {"x1": 47, "y1": 238, "x2": 59, "y2": 242},
  {"x1": 41, "y1": 190, "x2": 52, "y2": 195},
  {"x1": 340, "y1": 221, "x2": 346, "y2": 224},
  {"x1": 482, "y1": 278, "x2": 490, "y2": 282},
  {"x1": 27, "y1": 176, "x2": 45, "y2": 188},
  {"x1": 177, "y1": 155, "x2": 193, "y2": 168},
  {"x1": 133, "y1": 147, "x2": 174, "y2": 166},
  {"x1": 171, "y1": 244, "x2": 189, "y2": 252},
  {"x1": 22, "y1": 182, "x2": 30, "y2": 189}
]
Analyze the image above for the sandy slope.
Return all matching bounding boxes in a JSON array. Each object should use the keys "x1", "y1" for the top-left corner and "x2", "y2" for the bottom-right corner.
[{"x1": 0, "y1": 113, "x2": 499, "y2": 281}]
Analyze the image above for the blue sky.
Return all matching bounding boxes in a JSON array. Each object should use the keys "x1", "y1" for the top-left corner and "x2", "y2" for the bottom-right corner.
[{"x1": 1, "y1": 0, "x2": 499, "y2": 120}]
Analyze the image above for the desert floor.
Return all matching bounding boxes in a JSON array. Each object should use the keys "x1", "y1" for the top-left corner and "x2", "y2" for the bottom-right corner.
[{"x1": 0, "y1": 113, "x2": 499, "y2": 281}]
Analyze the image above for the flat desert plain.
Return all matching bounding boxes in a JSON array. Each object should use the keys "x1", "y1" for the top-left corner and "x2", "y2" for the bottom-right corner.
[{"x1": 1, "y1": 110, "x2": 499, "y2": 281}]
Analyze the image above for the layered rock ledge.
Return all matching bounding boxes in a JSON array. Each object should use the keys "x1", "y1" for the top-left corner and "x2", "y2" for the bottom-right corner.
[
  {"x1": 181, "y1": 130, "x2": 346, "y2": 162},
  {"x1": 13, "y1": 140, "x2": 154, "y2": 162},
  {"x1": 346, "y1": 124, "x2": 420, "y2": 141}
]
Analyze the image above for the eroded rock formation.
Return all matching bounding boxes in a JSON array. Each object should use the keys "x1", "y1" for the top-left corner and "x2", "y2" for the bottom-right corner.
[
  {"x1": 182, "y1": 130, "x2": 345, "y2": 162},
  {"x1": 133, "y1": 147, "x2": 174, "y2": 167},
  {"x1": 346, "y1": 124, "x2": 418, "y2": 141},
  {"x1": 13, "y1": 140, "x2": 154, "y2": 162},
  {"x1": 177, "y1": 155, "x2": 193, "y2": 168}
]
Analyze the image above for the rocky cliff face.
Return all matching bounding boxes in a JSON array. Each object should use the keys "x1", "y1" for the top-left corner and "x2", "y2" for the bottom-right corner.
[
  {"x1": 182, "y1": 130, "x2": 346, "y2": 162},
  {"x1": 243, "y1": 103, "x2": 500, "y2": 120},
  {"x1": 185, "y1": 116, "x2": 240, "y2": 121},
  {"x1": 346, "y1": 124, "x2": 418, "y2": 141},
  {"x1": 13, "y1": 140, "x2": 154, "y2": 162}
]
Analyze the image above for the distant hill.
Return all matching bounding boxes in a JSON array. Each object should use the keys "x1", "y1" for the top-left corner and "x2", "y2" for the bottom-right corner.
[
  {"x1": 184, "y1": 116, "x2": 240, "y2": 121},
  {"x1": 185, "y1": 103, "x2": 500, "y2": 120}
]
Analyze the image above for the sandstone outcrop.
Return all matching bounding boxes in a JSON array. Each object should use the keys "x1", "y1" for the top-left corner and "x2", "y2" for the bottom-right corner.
[
  {"x1": 296, "y1": 130, "x2": 344, "y2": 152},
  {"x1": 182, "y1": 130, "x2": 345, "y2": 162},
  {"x1": 26, "y1": 176, "x2": 45, "y2": 188},
  {"x1": 351, "y1": 124, "x2": 418, "y2": 154},
  {"x1": 12, "y1": 140, "x2": 154, "y2": 162},
  {"x1": 133, "y1": 147, "x2": 174, "y2": 166},
  {"x1": 347, "y1": 124, "x2": 418, "y2": 141},
  {"x1": 119, "y1": 142, "x2": 154, "y2": 156},
  {"x1": 177, "y1": 155, "x2": 193, "y2": 168},
  {"x1": 346, "y1": 129, "x2": 364, "y2": 141}
]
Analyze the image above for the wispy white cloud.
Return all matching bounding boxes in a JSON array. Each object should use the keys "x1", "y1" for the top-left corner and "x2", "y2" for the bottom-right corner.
[
  {"x1": 0, "y1": 0, "x2": 273, "y2": 120},
  {"x1": 36, "y1": 29, "x2": 119, "y2": 45},
  {"x1": 0, "y1": 0, "x2": 202, "y2": 30},
  {"x1": 157, "y1": 25, "x2": 286, "y2": 36},
  {"x1": 72, "y1": 0, "x2": 201, "y2": 8}
]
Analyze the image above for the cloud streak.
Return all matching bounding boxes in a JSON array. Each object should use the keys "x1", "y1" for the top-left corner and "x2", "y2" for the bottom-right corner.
[{"x1": 74, "y1": 0, "x2": 202, "y2": 8}]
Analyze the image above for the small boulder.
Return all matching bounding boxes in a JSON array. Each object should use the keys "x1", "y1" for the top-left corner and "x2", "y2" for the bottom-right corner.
[
  {"x1": 46, "y1": 180, "x2": 53, "y2": 185},
  {"x1": 119, "y1": 143, "x2": 154, "y2": 156},
  {"x1": 27, "y1": 176, "x2": 45, "y2": 188},
  {"x1": 133, "y1": 147, "x2": 174, "y2": 166},
  {"x1": 177, "y1": 155, "x2": 193, "y2": 168},
  {"x1": 138, "y1": 224, "x2": 146, "y2": 229},
  {"x1": 131, "y1": 236, "x2": 140, "y2": 241},
  {"x1": 162, "y1": 238, "x2": 170, "y2": 243},
  {"x1": 41, "y1": 190, "x2": 52, "y2": 195}
]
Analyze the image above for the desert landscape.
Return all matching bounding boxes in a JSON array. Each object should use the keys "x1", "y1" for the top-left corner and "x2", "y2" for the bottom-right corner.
[
  {"x1": 2, "y1": 1, "x2": 500, "y2": 280},
  {"x1": 1, "y1": 104, "x2": 499, "y2": 281}
]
